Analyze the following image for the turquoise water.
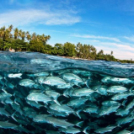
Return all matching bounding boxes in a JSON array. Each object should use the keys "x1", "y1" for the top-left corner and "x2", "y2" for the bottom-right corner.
[{"x1": 0, "y1": 51, "x2": 134, "y2": 134}]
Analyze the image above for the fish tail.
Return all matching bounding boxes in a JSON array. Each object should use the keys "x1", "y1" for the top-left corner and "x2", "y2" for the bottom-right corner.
[
  {"x1": 129, "y1": 86, "x2": 134, "y2": 92},
  {"x1": 85, "y1": 80, "x2": 90, "y2": 88},
  {"x1": 76, "y1": 110, "x2": 81, "y2": 119},
  {"x1": 11, "y1": 112, "x2": 17, "y2": 122},
  {"x1": 83, "y1": 126, "x2": 89, "y2": 134},
  {"x1": 76, "y1": 121, "x2": 84, "y2": 128}
]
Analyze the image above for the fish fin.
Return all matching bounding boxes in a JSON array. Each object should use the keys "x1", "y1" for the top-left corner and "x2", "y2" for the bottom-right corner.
[
  {"x1": 14, "y1": 99, "x2": 19, "y2": 105},
  {"x1": 63, "y1": 90, "x2": 69, "y2": 98},
  {"x1": 1, "y1": 88, "x2": 8, "y2": 94},
  {"x1": 54, "y1": 99, "x2": 61, "y2": 105},
  {"x1": 76, "y1": 121, "x2": 84, "y2": 128},
  {"x1": 76, "y1": 110, "x2": 81, "y2": 119}
]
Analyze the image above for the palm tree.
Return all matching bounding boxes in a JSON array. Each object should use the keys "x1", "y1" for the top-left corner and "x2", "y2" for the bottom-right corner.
[
  {"x1": 37, "y1": 34, "x2": 41, "y2": 42},
  {"x1": 41, "y1": 34, "x2": 51, "y2": 44},
  {"x1": 19, "y1": 30, "x2": 22, "y2": 39},
  {"x1": 8, "y1": 25, "x2": 13, "y2": 33},
  {"x1": 26, "y1": 31, "x2": 31, "y2": 41},
  {"x1": 0, "y1": 26, "x2": 6, "y2": 40},
  {"x1": 47, "y1": 35, "x2": 50, "y2": 40},
  {"x1": 14, "y1": 28, "x2": 19, "y2": 39},
  {"x1": 31, "y1": 32, "x2": 37, "y2": 40},
  {"x1": 21, "y1": 31, "x2": 25, "y2": 41},
  {"x1": 5, "y1": 29, "x2": 10, "y2": 40}
]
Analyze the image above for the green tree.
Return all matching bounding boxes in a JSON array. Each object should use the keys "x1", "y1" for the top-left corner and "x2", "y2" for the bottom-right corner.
[
  {"x1": 63, "y1": 42, "x2": 76, "y2": 57},
  {"x1": 43, "y1": 44, "x2": 53, "y2": 54},
  {"x1": 53, "y1": 43, "x2": 64, "y2": 55},
  {"x1": 29, "y1": 40, "x2": 44, "y2": 52}
]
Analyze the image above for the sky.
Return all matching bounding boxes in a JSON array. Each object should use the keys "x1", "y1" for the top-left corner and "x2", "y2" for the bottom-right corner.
[{"x1": 0, "y1": 0, "x2": 134, "y2": 60}]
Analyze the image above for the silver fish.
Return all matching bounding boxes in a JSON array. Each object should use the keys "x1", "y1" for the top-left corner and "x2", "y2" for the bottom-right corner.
[
  {"x1": 126, "y1": 99, "x2": 134, "y2": 110},
  {"x1": 7, "y1": 73, "x2": 22, "y2": 78},
  {"x1": 27, "y1": 72, "x2": 49, "y2": 77},
  {"x1": 70, "y1": 88, "x2": 95, "y2": 97},
  {"x1": 33, "y1": 114, "x2": 49, "y2": 123},
  {"x1": 23, "y1": 107, "x2": 37, "y2": 118},
  {"x1": 49, "y1": 103, "x2": 75, "y2": 115},
  {"x1": 0, "y1": 121, "x2": 18, "y2": 129},
  {"x1": 57, "y1": 83, "x2": 72, "y2": 89},
  {"x1": 19, "y1": 79, "x2": 35, "y2": 87},
  {"x1": 47, "y1": 109, "x2": 69, "y2": 117},
  {"x1": 4, "y1": 98, "x2": 14, "y2": 105},
  {"x1": 59, "y1": 127, "x2": 81, "y2": 134},
  {"x1": 27, "y1": 92, "x2": 51, "y2": 104},
  {"x1": 112, "y1": 92, "x2": 134, "y2": 101},
  {"x1": 43, "y1": 76, "x2": 67, "y2": 86},
  {"x1": 26, "y1": 100, "x2": 43, "y2": 109},
  {"x1": 34, "y1": 114, "x2": 74, "y2": 128},
  {"x1": 117, "y1": 130, "x2": 131, "y2": 134},
  {"x1": 116, "y1": 108, "x2": 130, "y2": 117},
  {"x1": 107, "y1": 86, "x2": 128, "y2": 94},
  {"x1": 96, "y1": 86, "x2": 108, "y2": 96},
  {"x1": 95, "y1": 125, "x2": 116, "y2": 133},
  {"x1": 44, "y1": 89, "x2": 60, "y2": 104},
  {"x1": 83, "y1": 107, "x2": 98, "y2": 114},
  {"x1": 6, "y1": 82, "x2": 15, "y2": 89},
  {"x1": 102, "y1": 101, "x2": 120, "y2": 107},
  {"x1": 102, "y1": 76, "x2": 134, "y2": 84},
  {"x1": 0, "y1": 89, "x2": 12, "y2": 101},
  {"x1": 116, "y1": 116, "x2": 134, "y2": 126},
  {"x1": 35, "y1": 76, "x2": 47, "y2": 84},
  {"x1": 44, "y1": 116, "x2": 74, "y2": 128},
  {"x1": 99, "y1": 105, "x2": 120, "y2": 116},
  {"x1": 67, "y1": 98, "x2": 88, "y2": 108},
  {"x1": 62, "y1": 73, "x2": 83, "y2": 84}
]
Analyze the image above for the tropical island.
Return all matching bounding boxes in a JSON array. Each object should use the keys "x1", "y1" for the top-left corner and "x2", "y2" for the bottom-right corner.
[{"x1": 0, "y1": 25, "x2": 133, "y2": 63}]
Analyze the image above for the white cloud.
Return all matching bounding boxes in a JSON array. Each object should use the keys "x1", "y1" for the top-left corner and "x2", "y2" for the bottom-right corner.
[
  {"x1": 124, "y1": 36, "x2": 134, "y2": 42},
  {"x1": 96, "y1": 45, "x2": 134, "y2": 60},
  {"x1": 72, "y1": 34, "x2": 120, "y2": 42},
  {"x1": 0, "y1": 9, "x2": 80, "y2": 27},
  {"x1": 90, "y1": 40, "x2": 134, "y2": 60}
]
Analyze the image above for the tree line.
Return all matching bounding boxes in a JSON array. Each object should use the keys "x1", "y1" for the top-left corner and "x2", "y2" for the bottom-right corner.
[{"x1": 0, "y1": 25, "x2": 133, "y2": 63}]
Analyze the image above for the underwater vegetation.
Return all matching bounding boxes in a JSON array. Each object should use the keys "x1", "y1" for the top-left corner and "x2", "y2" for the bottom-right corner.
[{"x1": 0, "y1": 51, "x2": 134, "y2": 134}]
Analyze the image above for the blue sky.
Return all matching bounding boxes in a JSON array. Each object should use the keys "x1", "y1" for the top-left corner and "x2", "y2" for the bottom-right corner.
[{"x1": 0, "y1": 0, "x2": 134, "y2": 60}]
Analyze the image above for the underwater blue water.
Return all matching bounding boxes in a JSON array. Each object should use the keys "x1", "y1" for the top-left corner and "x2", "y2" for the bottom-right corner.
[{"x1": 0, "y1": 51, "x2": 134, "y2": 134}]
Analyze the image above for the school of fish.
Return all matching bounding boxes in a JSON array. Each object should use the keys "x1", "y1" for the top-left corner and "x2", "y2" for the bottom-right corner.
[
  {"x1": 0, "y1": 52, "x2": 134, "y2": 134},
  {"x1": 0, "y1": 68, "x2": 134, "y2": 134}
]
